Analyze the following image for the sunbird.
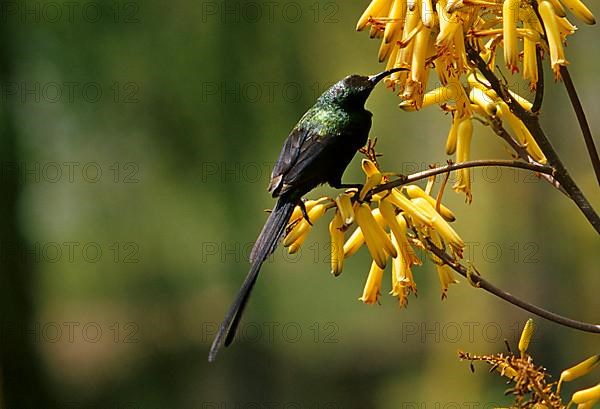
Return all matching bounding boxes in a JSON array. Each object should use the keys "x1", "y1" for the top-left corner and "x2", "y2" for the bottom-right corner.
[{"x1": 208, "y1": 68, "x2": 406, "y2": 362}]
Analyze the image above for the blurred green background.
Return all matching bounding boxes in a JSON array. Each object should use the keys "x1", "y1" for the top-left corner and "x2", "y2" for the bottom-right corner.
[{"x1": 0, "y1": 0, "x2": 598, "y2": 408}]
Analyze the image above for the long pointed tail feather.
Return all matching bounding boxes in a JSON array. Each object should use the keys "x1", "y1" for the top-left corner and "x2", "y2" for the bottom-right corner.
[{"x1": 208, "y1": 195, "x2": 297, "y2": 362}]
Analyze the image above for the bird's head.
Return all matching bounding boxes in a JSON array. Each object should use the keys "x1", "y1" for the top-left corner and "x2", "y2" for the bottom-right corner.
[{"x1": 320, "y1": 68, "x2": 408, "y2": 108}]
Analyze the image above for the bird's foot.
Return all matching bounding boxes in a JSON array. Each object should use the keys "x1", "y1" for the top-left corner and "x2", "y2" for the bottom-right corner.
[{"x1": 299, "y1": 200, "x2": 312, "y2": 225}]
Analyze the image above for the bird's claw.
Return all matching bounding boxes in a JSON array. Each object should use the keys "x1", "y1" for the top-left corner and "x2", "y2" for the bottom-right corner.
[{"x1": 299, "y1": 200, "x2": 312, "y2": 225}]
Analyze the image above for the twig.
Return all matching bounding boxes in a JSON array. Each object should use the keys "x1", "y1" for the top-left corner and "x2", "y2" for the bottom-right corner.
[
  {"x1": 367, "y1": 159, "x2": 555, "y2": 198},
  {"x1": 559, "y1": 65, "x2": 600, "y2": 186},
  {"x1": 425, "y1": 240, "x2": 600, "y2": 334}
]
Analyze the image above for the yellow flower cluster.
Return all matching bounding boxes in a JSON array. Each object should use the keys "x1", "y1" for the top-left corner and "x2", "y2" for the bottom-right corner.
[
  {"x1": 283, "y1": 158, "x2": 465, "y2": 306},
  {"x1": 356, "y1": 0, "x2": 596, "y2": 199}
]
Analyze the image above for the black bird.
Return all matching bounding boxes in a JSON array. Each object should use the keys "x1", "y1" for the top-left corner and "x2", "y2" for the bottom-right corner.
[{"x1": 208, "y1": 68, "x2": 406, "y2": 362}]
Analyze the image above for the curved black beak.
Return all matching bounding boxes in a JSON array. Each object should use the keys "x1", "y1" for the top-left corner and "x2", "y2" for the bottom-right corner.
[{"x1": 368, "y1": 67, "x2": 409, "y2": 85}]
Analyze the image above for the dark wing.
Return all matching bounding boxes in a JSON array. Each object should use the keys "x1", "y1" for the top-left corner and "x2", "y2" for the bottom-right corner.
[
  {"x1": 268, "y1": 126, "x2": 311, "y2": 196},
  {"x1": 271, "y1": 130, "x2": 349, "y2": 197},
  {"x1": 268, "y1": 109, "x2": 371, "y2": 197}
]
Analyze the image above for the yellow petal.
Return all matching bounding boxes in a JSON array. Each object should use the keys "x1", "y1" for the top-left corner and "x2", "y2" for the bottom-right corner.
[
  {"x1": 387, "y1": 188, "x2": 435, "y2": 226},
  {"x1": 446, "y1": 113, "x2": 459, "y2": 155},
  {"x1": 469, "y1": 86, "x2": 497, "y2": 116},
  {"x1": 497, "y1": 102, "x2": 547, "y2": 163},
  {"x1": 335, "y1": 193, "x2": 355, "y2": 225},
  {"x1": 411, "y1": 197, "x2": 464, "y2": 255},
  {"x1": 549, "y1": 0, "x2": 568, "y2": 17},
  {"x1": 538, "y1": 0, "x2": 569, "y2": 75},
  {"x1": 357, "y1": 0, "x2": 392, "y2": 31},
  {"x1": 343, "y1": 207, "x2": 388, "y2": 258},
  {"x1": 359, "y1": 260, "x2": 385, "y2": 304},
  {"x1": 329, "y1": 211, "x2": 345, "y2": 276},
  {"x1": 404, "y1": 185, "x2": 456, "y2": 221},
  {"x1": 452, "y1": 117, "x2": 473, "y2": 201},
  {"x1": 421, "y1": 0, "x2": 435, "y2": 28},
  {"x1": 560, "y1": 0, "x2": 596, "y2": 24},
  {"x1": 572, "y1": 384, "x2": 600, "y2": 405},
  {"x1": 355, "y1": 203, "x2": 397, "y2": 268},
  {"x1": 503, "y1": 0, "x2": 520, "y2": 72},
  {"x1": 436, "y1": 264, "x2": 459, "y2": 298},
  {"x1": 360, "y1": 159, "x2": 384, "y2": 200},
  {"x1": 283, "y1": 203, "x2": 326, "y2": 247},
  {"x1": 384, "y1": 0, "x2": 408, "y2": 43},
  {"x1": 561, "y1": 355, "x2": 600, "y2": 384}
]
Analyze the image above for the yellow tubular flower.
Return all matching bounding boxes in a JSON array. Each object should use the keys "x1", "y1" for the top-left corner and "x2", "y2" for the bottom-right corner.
[
  {"x1": 560, "y1": 0, "x2": 596, "y2": 24},
  {"x1": 399, "y1": 86, "x2": 448, "y2": 111},
  {"x1": 496, "y1": 102, "x2": 547, "y2": 163},
  {"x1": 503, "y1": 0, "x2": 520, "y2": 72},
  {"x1": 572, "y1": 384, "x2": 600, "y2": 405},
  {"x1": 549, "y1": 0, "x2": 568, "y2": 17},
  {"x1": 436, "y1": 0, "x2": 461, "y2": 48},
  {"x1": 288, "y1": 199, "x2": 324, "y2": 225},
  {"x1": 559, "y1": 355, "x2": 600, "y2": 392},
  {"x1": 556, "y1": 16, "x2": 578, "y2": 36},
  {"x1": 404, "y1": 185, "x2": 456, "y2": 221},
  {"x1": 452, "y1": 116, "x2": 473, "y2": 201},
  {"x1": 387, "y1": 188, "x2": 435, "y2": 226},
  {"x1": 411, "y1": 197, "x2": 465, "y2": 255},
  {"x1": 453, "y1": 27, "x2": 468, "y2": 72},
  {"x1": 355, "y1": 203, "x2": 397, "y2": 267},
  {"x1": 343, "y1": 207, "x2": 387, "y2": 258},
  {"x1": 335, "y1": 193, "x2": 355, "y2": 226},
  {"x1": 518, "y1": 318, "x2": 535, "y2": 357},
  {"x1": 421, "y1": 0, "x2": 435, "y2": 28},
  {"x1": 357, "y1": 0, "x2": 392, "y2": 31},
  {"x1": 406, "y1": 26, "x2": 431, "y2": 108},
  {"x1": 385, "y1": 0, "x2": 408, "y2": 43},
  {"x1": 359, "y1": 260, "x2": 385, "y2": 304},
  {"x1": 283, "y1": 203, "x2": 326, "y2": 247},
  {"x1": 391, "y1": 263, "x2": 409, "y2": 307},
  {"x1": 396, "y1": 4, "x2": 421, "y2": 71},
  {"x1": 538, "y1": 0, "x2": 568, "y2": 76},
  {"x1": 446, "y1": 113, "x2": 459, "y2": 155},
  {"x1": 436, "y1": 264, "x2": 459, "y2": 298},
  {"x1": 522, "y1": 33, "x2": 539, "y2": 88},
  {"x1": 468, "y1": 72, "x2": 535, "y2": 112},
  {"x1": 343, "y1": 225, "x2": 365, "y2": 258},
  {"x1": 386, "y1": 44, "x2": 400, "y2": 72},
  {"x1": 395, "y1": 212, "x2": 421, "y2": 265},
  {"x1": 390, "y1": 234, "x2": 417, "y2": 307},
  {"x1": 469, "y1": 87, "x2": 497, "y2": 116},
  {"x1": 379, "y1": 199, "x2": 419, "y2": 260},
  {"x1": 329, "y1": 210, "x2": 345, "y2": 276},
  {"x1": 360, "y1": 159, "x2": 383, "y2": 200},
  {"x1": 288, "y1": 232, "x2": 308, "y2": 254}
]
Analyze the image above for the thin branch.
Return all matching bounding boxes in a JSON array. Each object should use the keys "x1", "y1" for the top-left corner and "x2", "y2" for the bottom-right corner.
[
  {"x1": 559, "y1": 65, "x2": 600, "y2": 186},
  {"x1": 367, "y1": 159, "x2": 555, "y2": 198},
  {"x1": 425, "y1": 240, "x2": 600, "y2": 334},
  {"x1": 465, "y1": 43, "x2": 600, "y2": 234}
]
